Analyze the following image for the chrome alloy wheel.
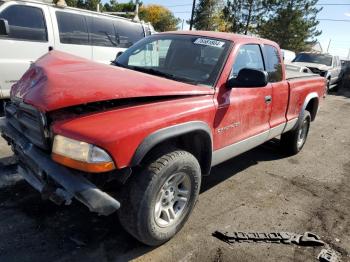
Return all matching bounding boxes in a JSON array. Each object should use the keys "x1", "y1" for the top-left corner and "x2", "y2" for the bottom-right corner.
[
  {"x1": 297, "y1": 119, "x2": 309, "y2": 149},
  {"x1": 154, "y1": 172, "x2": 191, "y2": 228}
]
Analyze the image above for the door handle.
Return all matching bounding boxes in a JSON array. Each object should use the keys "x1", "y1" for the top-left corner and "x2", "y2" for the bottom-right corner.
[{"x1": 265, "y1": 95, "x2": 272, "y2": 104}]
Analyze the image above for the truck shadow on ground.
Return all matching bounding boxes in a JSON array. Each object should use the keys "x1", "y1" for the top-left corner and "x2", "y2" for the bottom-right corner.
[{"x1": 0, "y1": 139, "x2": 288, "y2": 262}]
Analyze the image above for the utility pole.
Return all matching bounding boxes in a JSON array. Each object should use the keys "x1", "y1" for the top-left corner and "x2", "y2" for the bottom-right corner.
[
  {"x1": 189, "y1": 0, "x2": 196, "y2": 30},
  {"x1": 347, "y1": 48, "x2": 350, "y2": 60},
  {"x1": 326, "y1": 39, "x2": 331, "y2": 53},
  {"x1": 181, "y1": 19, "x2": 184, "y2": 30}
]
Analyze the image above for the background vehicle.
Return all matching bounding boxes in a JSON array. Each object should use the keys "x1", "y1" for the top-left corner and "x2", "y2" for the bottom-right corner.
[
  {"x1": 340, "y1": 59, "x2": 350, "y2": 79},
  {"x1": 281, "y1": 49, "x2": 296, "y2": 63},
  {"x1": 0, "y1": 0, "x2": 154, "y2": 112},
  {"x1": 285, "y1": 63, "x2": 312, "y2": 74},
  {"x1": 292, "y1": 52, "x2": 341, "y2": 92},
  {"x1": 1, "y1": 31, "x2": 325, "y2": 246}
]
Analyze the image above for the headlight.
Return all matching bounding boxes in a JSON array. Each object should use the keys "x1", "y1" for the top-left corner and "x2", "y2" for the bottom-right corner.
[{"x1": 52, "y1": 135, "x2": 115, "y2": 173}]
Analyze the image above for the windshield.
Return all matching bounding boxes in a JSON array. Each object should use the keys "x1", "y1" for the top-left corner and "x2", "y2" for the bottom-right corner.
[
  {"x1": 115, "y1": 34, "x2": 231, "y2": 87},
  {"x1": 293, "y1": 53, "x2": 332, "y2": 66}
]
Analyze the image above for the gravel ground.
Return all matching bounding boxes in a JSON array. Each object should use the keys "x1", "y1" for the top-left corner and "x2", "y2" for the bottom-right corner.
[{"x1": 0, "y1": 93, "x2": 349, "y2": 262}]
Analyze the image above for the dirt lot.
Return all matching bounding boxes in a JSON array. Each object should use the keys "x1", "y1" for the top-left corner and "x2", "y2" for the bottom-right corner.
[{"x1": 0, "y1": 93, "x2": 349, "y2": 262}]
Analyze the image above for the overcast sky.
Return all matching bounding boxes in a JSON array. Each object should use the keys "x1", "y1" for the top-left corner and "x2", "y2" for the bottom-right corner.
[{"x1": 114, "y1": 0, "x2": 350, "y2": 58}]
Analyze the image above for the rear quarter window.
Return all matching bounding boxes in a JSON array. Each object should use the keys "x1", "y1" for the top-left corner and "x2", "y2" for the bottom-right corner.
[{"x1": 263, "y1": 45, "x2": 283, "y2": 82}]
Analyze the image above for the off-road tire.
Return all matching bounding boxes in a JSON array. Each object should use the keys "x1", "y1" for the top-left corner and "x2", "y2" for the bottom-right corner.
[
  {"x1": 281, "y1": 110, "x2": 311, "y2": 155},
  {"x1": 118, "y1": 149, "x2": 201, "y2": 246}
]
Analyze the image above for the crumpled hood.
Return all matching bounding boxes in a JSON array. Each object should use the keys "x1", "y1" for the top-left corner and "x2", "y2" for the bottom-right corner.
[
  {"x1": 292, "y1": 62, "x2": 331, "y2": 71},
  {"x1": 11, "y1": 51, "x2": 214, "y2": 112}
]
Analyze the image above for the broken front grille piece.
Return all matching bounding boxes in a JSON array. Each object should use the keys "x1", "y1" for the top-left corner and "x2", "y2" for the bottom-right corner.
[
  {"x1": 213, "y1": 231, "x2": 341, "y2": 262},
  {"x1": 4, "y1": 100, "x2": 49, "y2": 150}
]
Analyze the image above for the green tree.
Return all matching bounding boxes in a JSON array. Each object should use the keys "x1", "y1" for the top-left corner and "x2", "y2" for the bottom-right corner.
[
  {"x1": 64, "y1": 0, "x2": 78, "y2": 7},
  {"x1": 193, "y1": 0, "x2": 224, "y2": 31},
  {"x1": 139, "y1": 5, "x2": 180, "y2": 32},
  {"x1": 257, "y1": 0, "x2": 322, "y2": 52},
  {"x1": 103, "y1": 0, "x2": 136, "y2": 13},
  {"x1": 222, "y1": 0, "x2": 272, "y2": 34},
  {"x1": 75, "y1": 0, "x2": 101, "y2": 11},
  {"x1": 222, "y1": 0, "x2": 244, "y2": 33}
]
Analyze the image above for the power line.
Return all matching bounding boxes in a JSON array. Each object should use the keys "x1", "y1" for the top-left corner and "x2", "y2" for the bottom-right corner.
[
  {"x1": 318, "y1": 18, "x2": 350, "y2": 22},
  {"x1": 165, "y1": 4, "x2": 192, "y2": 8},
  {"x1": 166, "y1": 3, "x2": 350, "y2": 7},
  {"x1": 168, "y1": 3, "x2": 350, "y2": 11},
  {"x1": 316, "y1": 3, "x2": 350, "y2": 5},
  {"x1": 172, "y1": 10, "x2": 350, "y2": 23}
]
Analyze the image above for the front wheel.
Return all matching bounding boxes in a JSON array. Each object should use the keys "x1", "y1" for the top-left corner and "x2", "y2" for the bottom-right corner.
[
  {"x1": 118, "y1": 149, "x2": 201, "y2": 246},
  {"x1": 281, "y1": 111, "x2": 311, "y2": 155}
]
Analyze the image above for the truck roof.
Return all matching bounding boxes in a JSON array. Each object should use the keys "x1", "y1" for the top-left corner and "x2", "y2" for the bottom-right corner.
[
  {"x1": 161, "y1": 30, "x2": 279, "y2": 47},
  {"x1": 2, "y1": 0, "x2": 142, "y2": 24}
]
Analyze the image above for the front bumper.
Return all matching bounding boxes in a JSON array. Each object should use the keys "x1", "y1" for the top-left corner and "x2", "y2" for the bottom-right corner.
[{"x1": 0, "y1": 120, "x2": 120, "y2": 216}]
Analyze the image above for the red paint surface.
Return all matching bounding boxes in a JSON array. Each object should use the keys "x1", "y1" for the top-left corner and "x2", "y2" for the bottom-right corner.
[
  {"x1": 11, "y1": 51, "x2": 214, "y2": 112},
  {"x1": 11, "y1": 31, "x2": 325, "y2": 170}
]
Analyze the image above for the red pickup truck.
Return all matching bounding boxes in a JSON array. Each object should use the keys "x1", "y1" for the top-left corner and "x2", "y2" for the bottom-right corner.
[{"x1": 1, "y1": 31, "x2": 325, "y2": 246}]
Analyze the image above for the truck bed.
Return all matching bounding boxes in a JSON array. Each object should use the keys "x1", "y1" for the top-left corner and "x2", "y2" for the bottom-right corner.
[
  {"x1": 285, "y1": 71, "x2": 325, "y2": 122},
  {"x1": 286, "y1": 69, "x2": 319, "y2": 80}
]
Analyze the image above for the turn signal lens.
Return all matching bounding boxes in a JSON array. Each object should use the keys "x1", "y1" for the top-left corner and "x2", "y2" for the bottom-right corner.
[{"x1": 52, "y1": 135, "x2": 115, "y2": 173}]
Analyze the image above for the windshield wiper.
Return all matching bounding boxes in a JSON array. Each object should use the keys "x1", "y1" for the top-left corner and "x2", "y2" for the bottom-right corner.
[{"x1": 128, "y1": 66, "x2": 199, "y2": 85}]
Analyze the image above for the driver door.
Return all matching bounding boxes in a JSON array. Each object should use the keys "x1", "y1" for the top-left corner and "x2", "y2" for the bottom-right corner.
[{"x1": 215, "y1": 44, "x2": 272, "y2": 149}]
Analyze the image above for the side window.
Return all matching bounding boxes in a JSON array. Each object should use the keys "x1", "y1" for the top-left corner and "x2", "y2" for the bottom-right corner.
[
  {"x1": 0, "y1": 5, "x2": 47, "y2": 41},
  {"x1": 56, "y1": 11, "x2": 89, "y2": 45},
  {"x1": 128, "y1": 39, "x2": 171, "y2": 67},
  {"x1": 264, "y1": 45, "x2": 283, "y2": 82},
  {"x1": 115, "y1": 20, "x2": 144, "y2": 48},
  {"x1": 88, "y1": 17, "x2": 117, "y2": 47},
  {"x1": 231, "y1": 44, "x2": 264, "y2": 78}
]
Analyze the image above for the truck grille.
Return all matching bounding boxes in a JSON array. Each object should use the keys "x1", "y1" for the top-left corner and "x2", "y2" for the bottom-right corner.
[
  {"x1": 308, "y1": 67, "x2": 321, "y2": 74},
  {"x1": 4, "y1": 101, "x2": 49, "y2": 150},
  {"x1": 308, "y1": 67, "x2": 326, "y2": 76}
]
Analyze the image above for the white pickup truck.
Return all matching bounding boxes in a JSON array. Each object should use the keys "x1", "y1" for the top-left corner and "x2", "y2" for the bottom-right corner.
[{"x1": 292, "y1": 52, "x2": 342, "y2": 92}]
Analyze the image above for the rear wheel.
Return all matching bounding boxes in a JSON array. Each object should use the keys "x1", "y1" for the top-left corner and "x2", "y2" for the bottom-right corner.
[
  {"x1": 118, "y1": 149, "x2": 201, "y2": 246},
  {"x1": 281, "y1": 111, "x2": 311, "y2": 155}
]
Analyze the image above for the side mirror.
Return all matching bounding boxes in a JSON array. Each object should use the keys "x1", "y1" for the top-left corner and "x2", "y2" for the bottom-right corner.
[
  {"x1": 0, "y1": 19, "x2": 9, "y2": 36},
  {"x1": 116, "y1": 51, "x2": 123, "y2": 59},
  {"x1": 110, "y1": 51, "x2": 124, "y2": 65},
  {"x1": 227, "y1": 68, "x2": 268, "y2": 88}
]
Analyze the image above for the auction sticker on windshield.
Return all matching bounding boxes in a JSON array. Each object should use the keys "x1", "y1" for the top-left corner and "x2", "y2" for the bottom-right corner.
[{"x1": 194, "y1": 38, "x2": 225, "y2": 48}]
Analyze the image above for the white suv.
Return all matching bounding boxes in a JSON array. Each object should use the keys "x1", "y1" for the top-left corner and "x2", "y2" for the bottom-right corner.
[{"x1": 0, "y1": 0, "x2": 154, "y2": 108}]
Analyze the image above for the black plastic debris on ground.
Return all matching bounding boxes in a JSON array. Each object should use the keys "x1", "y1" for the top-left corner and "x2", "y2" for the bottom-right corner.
[{"x1": 212, "y1": 231, "x2": 324, "y2": 246}]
